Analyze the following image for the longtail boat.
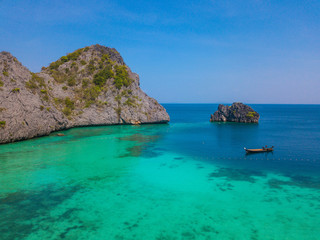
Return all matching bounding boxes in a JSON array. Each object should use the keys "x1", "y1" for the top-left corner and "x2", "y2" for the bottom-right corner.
[{"x1": 244, "y1": 146, "x2": 274, "y2": 153}]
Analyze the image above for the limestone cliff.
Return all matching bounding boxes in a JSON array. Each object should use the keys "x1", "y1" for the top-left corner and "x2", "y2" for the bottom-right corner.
[
  {"x1": 210, "y1": 102, "x2": 259, "y2": 123},
  {"x1": 0, "y1": 44, "x2": 169, "y2": 143}
]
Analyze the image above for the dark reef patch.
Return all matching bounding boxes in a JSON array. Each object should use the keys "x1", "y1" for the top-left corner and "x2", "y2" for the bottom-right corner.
[
  {"x1": 122, "y1": 143, "x2": 163, "y2": 158},
  {"x1": 201, "y1": 225, "x2": 219, "y2": 234},
  {"x1": 217, "y1": 182, "x2": 234, "y2": 191},
  {"x1": 142, "y1": 146, "x2": 164, "y2": 158},
  {"x1": 181, "y1": 231, "x2": 196, "y2": 239},
  {"x1": 208, "y1": 167, "x2": 266, "y2": 183},
  {"x1": 119, "y1": 145, "x2": 144, "y2": 157},
  {"x1": 155, "y1": 232, "x2": 176, "y2": 240},
  {"x1": 118, "y1": 133, "x2": 159, "y2": 143},
  {"x1": 268, "y1": 175, "x2": 320, "y2": 190},
  {"x1": 59, "y1": 225, "x2": 84, "y2": 239},
  {"x1": 119, "y1": 133, "x2": 163, "y2": 159},
  {"x1": 0, "y1": 184, "x2": 81, "y2": 239}
]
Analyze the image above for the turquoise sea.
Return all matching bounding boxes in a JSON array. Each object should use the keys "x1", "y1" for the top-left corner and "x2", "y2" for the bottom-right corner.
[{"x1": 1, "y1": 104, "x2": 320, "y2": 240}]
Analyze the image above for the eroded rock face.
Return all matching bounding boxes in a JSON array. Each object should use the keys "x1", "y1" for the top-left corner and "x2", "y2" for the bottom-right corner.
[
  {"x1": 0, "y1": 45, "x2": 169, "y2": 144},
  {"x1": 210, "y1": 102, "x2": 259, "y2": 123}
]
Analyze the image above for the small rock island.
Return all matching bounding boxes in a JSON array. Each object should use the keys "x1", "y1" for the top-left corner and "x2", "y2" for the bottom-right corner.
[
  {"x1": 0, "y1": 44, "x2": 170, "y2": 144},
  {"x1": 210, "y1": 102, "x2": 259, "y2": 123}
]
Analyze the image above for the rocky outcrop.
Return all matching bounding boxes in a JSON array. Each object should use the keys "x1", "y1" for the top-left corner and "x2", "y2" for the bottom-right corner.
[
  {"x1": 210, "y1": 102, "x2": 259, "y2": 123},
  {"x1": 0, "y1": 44, "x2": 169, "y2": 144}
]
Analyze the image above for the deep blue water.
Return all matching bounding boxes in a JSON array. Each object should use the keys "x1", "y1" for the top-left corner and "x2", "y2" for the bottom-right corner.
[{"x1": 160, "y1": 104, "x2": 320, "y2": 176}]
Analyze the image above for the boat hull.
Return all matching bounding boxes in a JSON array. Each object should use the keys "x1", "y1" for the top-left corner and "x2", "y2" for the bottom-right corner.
[{"x1": 244, "y1": 148, "x2": 274, "y2": 153}]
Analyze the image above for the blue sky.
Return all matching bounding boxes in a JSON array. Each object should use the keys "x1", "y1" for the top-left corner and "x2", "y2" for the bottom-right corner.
[{"x1": 1, "y1": 0, "x2": 319, "y2": 103}]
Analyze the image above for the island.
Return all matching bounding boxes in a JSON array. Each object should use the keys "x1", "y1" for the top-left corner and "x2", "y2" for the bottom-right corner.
[
  {"x1": 210, "y1": 102, "x2": 259, "y2": 123},
  {"x1": 0, "y1": 44, "x2": 170, "y2": 144}
]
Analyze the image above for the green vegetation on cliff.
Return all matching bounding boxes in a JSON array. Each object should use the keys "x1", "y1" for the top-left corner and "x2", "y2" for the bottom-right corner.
[
  {"x1": 24, "y1": 45, "x2": 137, "y2": 117},
  {"x1": 48, "y1": 47, "x2": 89, "y2": 70},
  {"x1": 26, "y1": 73, "x2": 46, "y2": 91},
  {"x1": 12, "y1": 88, "x2": 20, "y2": 93},
  {"x1": 246, "y1": 111, "x2": 257, "y2": 118},
  {"x1": 93, "y1": 65, "x2": 114, "y2": 86},
  {"x1": 114, "y1": 65, "x2": 131, "y2": 89},
  {"x1": 0, "y1": 121, "x2": 6, "y2": 128}
]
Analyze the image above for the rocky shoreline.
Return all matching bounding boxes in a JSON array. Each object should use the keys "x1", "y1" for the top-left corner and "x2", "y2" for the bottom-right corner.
[{"x1": 0, "y1": 44, "x2": 170, "y2": 144}]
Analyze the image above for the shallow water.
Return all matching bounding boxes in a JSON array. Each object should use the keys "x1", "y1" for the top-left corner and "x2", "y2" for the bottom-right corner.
[{"x1": 0, "y1": 104, "x2": 320, "y2": 240}]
